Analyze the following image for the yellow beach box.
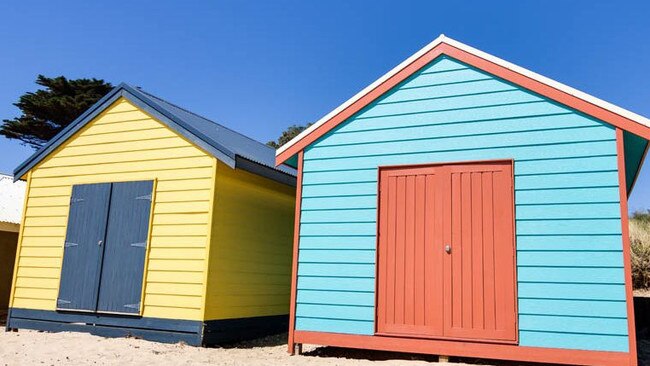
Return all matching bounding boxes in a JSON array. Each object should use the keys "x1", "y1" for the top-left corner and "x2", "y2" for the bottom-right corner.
[{"x1": 7, "y1": 84, "x2": 296, "y2": 345}]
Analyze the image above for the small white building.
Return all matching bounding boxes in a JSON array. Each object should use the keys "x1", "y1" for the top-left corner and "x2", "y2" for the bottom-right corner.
[{"x1": 0, "y1": 173, "x2": 25, "y2": 315}]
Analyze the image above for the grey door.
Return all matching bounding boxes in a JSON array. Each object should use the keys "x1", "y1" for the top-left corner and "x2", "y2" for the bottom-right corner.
[
  {"x1": 96, "y1": 181, "x2": 153, "y2": 314},
  {"x1": 57, "y1": 183, "x2": 111, "y2": 311}
]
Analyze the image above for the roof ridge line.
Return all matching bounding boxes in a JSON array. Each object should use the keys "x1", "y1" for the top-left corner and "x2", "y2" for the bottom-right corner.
[{"x1": 136, "y1": 88, "x2": 276, "y2": 153}]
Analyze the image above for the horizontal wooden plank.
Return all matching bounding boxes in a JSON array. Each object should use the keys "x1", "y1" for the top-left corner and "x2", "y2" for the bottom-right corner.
[
  {"x1": 395, "y1": 68, "x2": 491, "y2": 90},
  {"x1": 299, "y1": 235, "x2": 376, "y2": 250},
  {"x1": 518, "y1": 282, "x2": 626, "y2": 301},
  {"x1": 146, "y1": 259, "x2": 204, "y2": 272},
  {"x1": 23, "y1": 216, "x2": 67, "y2": 227},
  {"x1": 301, "y1": 222, "x2": 376, "y2": 236},
  {"x1": 295, "y1": 316, "x2": 373, "y2": 334},
  {"x1": 142, "y1": 306, "x2": 202, "y2": 321},
  {"x1": 520, "y1": 314, "x2": 628, "y2": 335},
  {"x1": 516, "y1": 186, "x2": 620, "y2": 205},
  {"x1": 148, "y1": 247, "x2": 206, "y2": 260},
  {"x1": 21, "y1": 226, "x2": 67, "y2": 237},
  {"x1": 515, "y1": 171, "x2": 619, "y2": 191},
  {"x1": 143, "y1": 294, "x2": 202, "y2": 309},
  {"x1": 146, "y1": 270, "x2": 204, "y2": 284},
  {"x1": 300, "y1": 209, "x2": 376, "y2": 224},
  {"x1": 151, "y1": 224, "x2": 208, "y2": 237},
  {"x1": 302, "y1": 195, "x2": 376, "y2": 210},
  {"x1": 156, "y1": 178, "x2": 213, "y2": 192},
  {"x1": 518, "y1": 266, "x2": 625, "y2": 284},
  {"x1": 299, "y1": 249, "x2": 375, "y2": 264},
  {"x1": 518, "y1": 298, "x2": 627, "y2": 318},
  {"x1": 296, "y1": 303, "x2": 374, "y2": 321},
  {"x1": 11, "y1": 298, "x2": 55, "y2": 310},
  {"x1": 17, "y1": 257, "x2": 60, "y2": 268},
  {"x1": 299, "y1": 263, "x2": 375, "y2": 278},
  {"x1": 145, "y1": 283, "x2": 203, "y2": 297},
  {"x1": 19, "y1": 247, "x2": 62, "y2": 258},
  {"x1": 516, "y1": 203, "x2": 621, "y2": 220},
  {"x1": 152, "y1": 213, "x2": 210, "y2": 225},
  {"x1": 80, "y1": 118, "x2": 166, "y2": 135},
  {"x1": 65, "y1": 127, "x2": 176, "y2": 147},
  {"x1": 516, "y1": 235, "x2": 623, "y2": 251},
  {"x1": 381, "y1": 78, "x2": 514, "y2": 104},
  {"x1": 517, "y1": 250, "x2": 623, "y2": 268},
  {"x1": 150, "y1": 236, "x2": 207, "y2": 248},
  {"x1": 155, "y1": 189, "x2": 212, "y2": 202},
  {"x1": 153, "y1": 201, "x2": 211, "y2": 214},
  {"x1": 13, "y1": 287, "x2": 57, "y2": 300},
  {"x1": 16, "y1": 266, "x2": 60, "y2": 279},
  {"x1": 516, "y1": 219, "x2": 622, "y2": 235},
  {"x1": 298, "y1": 276, "x2": 374, "y2": 292},
  {"x1": 297, "y1": 289, "x2": 374, "y2": 306},
  {"x1": 24, "y1": 206, "x2": 69, "y2": 217},
  {"x1": 15, "y1": 277, "x2": 59, "y2": 289},
  {"x1": 519, "y1": 330, "x2": 628, "y2": 352},
  {"x1": 419, "y1": 58, "x2": 469, "y2": 73}
]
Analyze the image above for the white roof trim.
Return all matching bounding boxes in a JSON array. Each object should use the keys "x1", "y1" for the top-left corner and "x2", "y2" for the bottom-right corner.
[{"x1": 277, "y1": 34, "x2": 650, "y2": 157}]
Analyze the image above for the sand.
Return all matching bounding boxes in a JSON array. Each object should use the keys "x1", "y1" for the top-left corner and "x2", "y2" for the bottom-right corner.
[{"x1": 0, "y1": 330, "x2": 501, "y2": 366}]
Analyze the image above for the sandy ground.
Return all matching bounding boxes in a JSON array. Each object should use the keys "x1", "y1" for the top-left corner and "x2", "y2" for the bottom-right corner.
[
  {"x1": 0, "y1": 330, "x2": 520, "y2": 366},
  {"x1": 0, "y1": 328, "x2": 647, "y2": 366}
]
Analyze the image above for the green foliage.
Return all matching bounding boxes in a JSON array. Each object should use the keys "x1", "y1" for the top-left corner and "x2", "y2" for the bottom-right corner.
[
  {"x1": 1, "y1": 75, "x2": 113, "y2": 149},
  {"x1": 267, "y1": 123, "x2": 313, "y2": 149},
  {"x1": 631, "y1": 210, "x2": 650, "y2": 289}
]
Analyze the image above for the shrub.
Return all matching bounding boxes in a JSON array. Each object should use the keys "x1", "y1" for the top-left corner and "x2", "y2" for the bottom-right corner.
[{"x1": 631, "y1": 210, "x2": 650, "y2": 290}]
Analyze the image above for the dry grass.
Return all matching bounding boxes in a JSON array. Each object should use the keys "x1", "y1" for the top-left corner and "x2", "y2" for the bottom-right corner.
[{"x1": 631, "y1": 211, "x2": 650, "y2": 290}]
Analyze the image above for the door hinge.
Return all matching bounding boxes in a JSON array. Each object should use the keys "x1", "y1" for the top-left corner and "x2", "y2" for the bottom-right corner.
[
  {"x1": 123, "y1": 302, "x2": 140, "y2": 310},
  {"x1": 130, "y1": 241, "x2": 147, "y2": 248},
  {"x1": 57, "y1": 299, "x2": 71, "y2": 305},
  {"x1": 64, "y1": 242, "x2": 79, "y2": 248},
  {"x1": 70, "y1": 197, "x2": 85, "y2": 204},
  {"x1": 135, "y1": 193, "x2": 152, "y2": 201}
]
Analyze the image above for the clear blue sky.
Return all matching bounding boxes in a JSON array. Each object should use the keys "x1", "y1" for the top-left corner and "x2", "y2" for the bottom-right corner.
[{"x1": 0, "y1": 1, "x2": 648, "y2": 210}]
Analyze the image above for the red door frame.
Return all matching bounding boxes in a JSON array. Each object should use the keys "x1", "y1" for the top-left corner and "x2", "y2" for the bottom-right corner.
[{"x1": 374, "y1": 159, "x2": 518, "y2": 344}]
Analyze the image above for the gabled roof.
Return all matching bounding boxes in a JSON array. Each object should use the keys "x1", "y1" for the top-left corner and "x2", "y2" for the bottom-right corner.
[
  {"x1": 14, "y1": 83, "x2": 296, "y2": 185},
  {"x1": 276, "y1": 35, "x2": 650, "y2": 166},
  {"x1": 0, "y1": 173, "x2": 26, "y2": 226}
]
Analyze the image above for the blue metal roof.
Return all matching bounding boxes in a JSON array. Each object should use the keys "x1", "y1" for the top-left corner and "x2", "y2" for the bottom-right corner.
[{"x1": 14, "y1": 83, "x2": 296, "y2": 184}]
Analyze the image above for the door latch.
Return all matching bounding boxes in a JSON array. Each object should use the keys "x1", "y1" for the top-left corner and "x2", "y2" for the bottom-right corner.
[
  {"x1": 445, "y1": 244, "x2": 451, "y2": 254},
  {"x1": 98, "y1": 240, "x2": 103, "y2": 246}
]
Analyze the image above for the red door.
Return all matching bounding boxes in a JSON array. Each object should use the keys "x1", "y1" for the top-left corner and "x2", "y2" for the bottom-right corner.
[{"x1": 376, "y1": 161, "x2": 517, "y2": 343}]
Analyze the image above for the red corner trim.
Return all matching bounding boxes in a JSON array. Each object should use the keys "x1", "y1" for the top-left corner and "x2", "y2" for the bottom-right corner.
[
  {"x1": 616, "y1": 128, "x2": 639, "y2": 366},
  {"x1": 294, "y1": 330, "x2": 632, "y2": 366},
  {"x1": 287, "y1": 151, "x2": 304, "y2": 354},
  {"x1": 276, "y1": 42, "x2": 650, "y2": 165}
]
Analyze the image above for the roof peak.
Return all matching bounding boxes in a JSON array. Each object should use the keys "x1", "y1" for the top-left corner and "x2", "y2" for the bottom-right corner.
[{"x1": 275, "y1": 35, "x2": 650, "y2": 164}]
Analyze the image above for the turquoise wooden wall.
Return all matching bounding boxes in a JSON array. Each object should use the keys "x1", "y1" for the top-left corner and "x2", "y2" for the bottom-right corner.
[{"x1": 295, "y1": 56, "x2": 629, "y2": 352}]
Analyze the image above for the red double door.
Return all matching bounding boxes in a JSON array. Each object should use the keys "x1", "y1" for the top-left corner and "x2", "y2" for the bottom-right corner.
[{"x1": 376, "y1": 161, "x2": 517, "y2": 343}]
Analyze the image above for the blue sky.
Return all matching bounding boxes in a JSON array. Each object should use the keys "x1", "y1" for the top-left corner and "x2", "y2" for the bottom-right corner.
[{"x1": 0, "y1": 1, "x2": 649, "y2": 210}]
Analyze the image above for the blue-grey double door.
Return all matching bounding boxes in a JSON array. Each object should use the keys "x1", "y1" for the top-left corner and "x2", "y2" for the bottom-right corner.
[{"x1": 57, "y1": 180, "x2": 153, "y2": 315}]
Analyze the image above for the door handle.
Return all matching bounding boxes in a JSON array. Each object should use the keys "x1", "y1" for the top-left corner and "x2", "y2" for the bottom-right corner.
[
  {"x1": 98, "y1": 240, "x2": 103, "y2": 246},
  {"x1": 445, "y1": 244, "x2": 451, "y2": 254}
]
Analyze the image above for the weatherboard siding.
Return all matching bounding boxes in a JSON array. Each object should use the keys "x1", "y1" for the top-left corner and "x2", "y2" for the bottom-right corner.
[
  {"x1": 10, "y1": 98, "x2": 215, "y2": 321},
  {"x1": 204, "y1": 161, "x2": 294, "y2": 320},
  {"x1": 295, "y1": 56, "x2": 627, "y2": 352}
]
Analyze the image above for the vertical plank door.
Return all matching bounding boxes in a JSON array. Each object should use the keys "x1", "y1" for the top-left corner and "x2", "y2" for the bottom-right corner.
[
  {"x1": 442, "y1": 161, "x2": 517, "y2": 342},
  {"x1": 96, "y1": 180, "x2": 153, "y2": 314},
  {"x1": 376, "y1": 166, "x2": 443, "y2": 337},
  {"x1": 57, "y1": 183, "x2": 112, "y2": 311}
]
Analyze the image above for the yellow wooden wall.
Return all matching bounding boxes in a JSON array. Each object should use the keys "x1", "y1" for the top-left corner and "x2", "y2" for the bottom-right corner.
[
  {"x1": 9, "y1": 98, "x2": 216, "y2": 321},
  {"x1": 204, "y1": 161, "x2": 294, "y2": 320}
]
